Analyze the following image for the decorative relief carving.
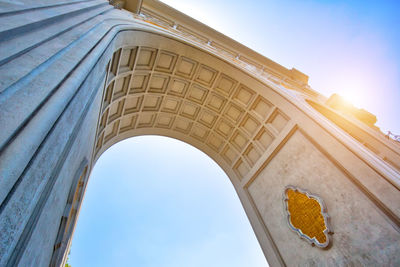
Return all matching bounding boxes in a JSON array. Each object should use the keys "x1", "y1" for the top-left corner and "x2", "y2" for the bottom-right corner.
[
  {"x1": 283, "y1": 186, "x2": 332, "y2": 248},
  {"x1": 94, "y1": 46, "x2": 292, "y2": 181}
]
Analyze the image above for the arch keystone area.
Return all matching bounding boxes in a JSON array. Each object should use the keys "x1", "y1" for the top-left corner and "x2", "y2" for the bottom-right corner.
[{"x1": 0, "y1": 0, "x2": 399, "y2": 266}]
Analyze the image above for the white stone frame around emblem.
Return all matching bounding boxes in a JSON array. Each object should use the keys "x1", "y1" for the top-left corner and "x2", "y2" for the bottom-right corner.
[{"x1": 282, "y1": 185, "x2": 333, "y2": 249}]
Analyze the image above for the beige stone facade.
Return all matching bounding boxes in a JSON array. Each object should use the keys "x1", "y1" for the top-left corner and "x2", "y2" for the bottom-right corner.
[{"x1": 0, "y1": 0, "x2": 399, "y2": 266}]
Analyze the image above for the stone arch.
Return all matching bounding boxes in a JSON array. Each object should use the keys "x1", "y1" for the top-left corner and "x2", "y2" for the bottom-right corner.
[
  {"x1": 93, "y1": 31, "x2": 294, "y2": 186},
  {"x1": 1, "y1": 2, "x2": 399, "y2": 266},
  {"x1": 84, "y1": 30, "x2": 299, "y2": 266}
]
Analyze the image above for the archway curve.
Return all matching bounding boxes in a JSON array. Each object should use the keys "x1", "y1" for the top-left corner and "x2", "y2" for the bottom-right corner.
[
  {"x1": 88, "y1": 29, "x2": 302, "y2": 266},
  {"x1": 92, "y1": 30, "x2": 295, "y2": 189}
]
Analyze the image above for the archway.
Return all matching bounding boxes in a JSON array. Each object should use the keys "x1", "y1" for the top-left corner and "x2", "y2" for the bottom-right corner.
[
  {"x1": 1, "y1": 4, "x2": 399, "y2": 266},
  {"x1": 84, "y1": 33, "x2": 295, "y2": 265},
  {"x1": 41, "y1": 30, "x2": 300, "y2": 266}
]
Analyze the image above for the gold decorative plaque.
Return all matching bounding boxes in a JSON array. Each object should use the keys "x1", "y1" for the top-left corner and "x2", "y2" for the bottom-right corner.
[{"x1": 283, "y1": 185, "x2": 332, "y2": 248}]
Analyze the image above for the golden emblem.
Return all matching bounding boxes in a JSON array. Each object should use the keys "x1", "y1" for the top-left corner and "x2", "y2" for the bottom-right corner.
[{"x1": 283, "y1": 186, "x2": 332, "y2": 248}]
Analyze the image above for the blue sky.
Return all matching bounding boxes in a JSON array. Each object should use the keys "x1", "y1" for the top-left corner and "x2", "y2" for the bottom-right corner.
[
  {"x1": 69, "y1": 136, "x2": 267, "y2": 266},
  {"x1": 162, "y1": 0, "x2": 400, "y2": 134},
  {"x1": 69, "y1": 1, "x2": 400, "y2": 266}
]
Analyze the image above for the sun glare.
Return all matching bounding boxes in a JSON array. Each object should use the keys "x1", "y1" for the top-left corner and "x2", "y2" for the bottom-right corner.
[
  {"x1": 334, "y1": 79, "x2": 371, "y2": 110},
  {"x1": 340, "y1": 90, "x2": 360, "y2": 108}
]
